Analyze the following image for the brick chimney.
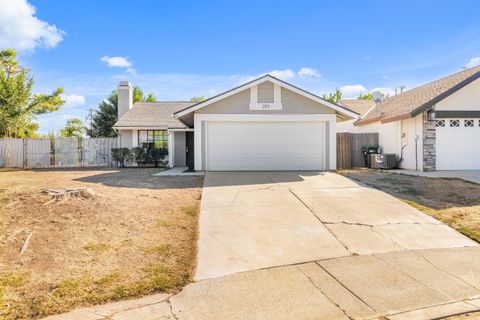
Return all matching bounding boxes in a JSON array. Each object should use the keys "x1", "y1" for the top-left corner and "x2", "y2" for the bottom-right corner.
[{"x1": 117, "y1": 81, "x2": 133, "y2": 119}]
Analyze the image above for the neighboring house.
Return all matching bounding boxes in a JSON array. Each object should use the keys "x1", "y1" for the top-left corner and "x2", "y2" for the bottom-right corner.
[
  {"x1": 113, "y1": 75, "x2": 357, "y2": 171},
  {"x1": 339, "y1": 66, "x2": 480, "y2": 171}
]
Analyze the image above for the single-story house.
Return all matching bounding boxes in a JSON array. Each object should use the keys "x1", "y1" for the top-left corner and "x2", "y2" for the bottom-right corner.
[
  {"x1": 113, "y1": 75, "x2": 358, "y2": 171},
  {"x1": 339, "y1": 66, "x2": 480, "y2": 171}
]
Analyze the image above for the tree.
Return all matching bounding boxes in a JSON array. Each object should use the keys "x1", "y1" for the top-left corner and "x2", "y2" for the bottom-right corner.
[
  {"x1": 190, "y1": 96, "x2": 206, "y2": 103},
  {"x1": 87, "y1": 86, "x2": 156, "y2": 137},
  {"x1": 0, "y1": 49, "x2": 64, "y2": 138},
  {"x1": 60, "y1": 118, "x2": 86, "y2": 138},
  {"x1": 322, "y1": 89, "x2": 342, "y2": 104},
  {"x1": 358, "y1": 93, "x2": 374, "y2": 100}
]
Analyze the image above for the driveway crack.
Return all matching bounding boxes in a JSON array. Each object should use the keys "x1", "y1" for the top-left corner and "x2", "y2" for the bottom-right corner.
[
  {"x1": 297, "y1": 266, "x2": 353, "y2": 320},
  {"x1": 288, "y1": 189, "x2": 353, "y2": 255},
  {"x1": 315, "y1": 261, "x2": 378, "y2": 313},
  {"x1": 166, "y1": 299, "x2": 180, "y2": 320}
]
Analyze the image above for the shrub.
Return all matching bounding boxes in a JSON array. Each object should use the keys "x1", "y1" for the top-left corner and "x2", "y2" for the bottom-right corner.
[
  {"x1": 132, "y1": 147, "x2": 147, "y2": 167},
  {"x1": 148, "y1": 147, "x2": 168, "y2": 167},
  {"x1": 111, "y1": 148, "x2": 132, "y2": 167}
]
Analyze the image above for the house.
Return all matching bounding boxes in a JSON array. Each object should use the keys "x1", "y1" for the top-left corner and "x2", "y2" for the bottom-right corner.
[
  {"x1": 340, "y1": 66, "x2": 480, "y2": 171},
  {"x1": 113, "y1": 75, "x2": 358, "y2": 171}
]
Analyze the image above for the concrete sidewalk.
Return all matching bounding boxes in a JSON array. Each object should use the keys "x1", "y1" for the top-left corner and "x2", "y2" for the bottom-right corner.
[
  {"x1": 44, "y1": 247, "x2": 480, "y2": 320},
  {"x1": 389, "y1": 169, "x2": 480, "y2": 184}
]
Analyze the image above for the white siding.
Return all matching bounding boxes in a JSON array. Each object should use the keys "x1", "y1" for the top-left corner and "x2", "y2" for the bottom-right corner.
[
  {"x1": 400, "y1": 115, "x2": 423, "y2": 170},
  {"x1": 436, "y1": 78, "x2": 480, "y2": 111}
]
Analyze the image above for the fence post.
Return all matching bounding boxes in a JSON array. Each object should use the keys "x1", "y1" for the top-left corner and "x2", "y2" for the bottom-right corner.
[{"x1": 22, "y1": 138, "x2": 27, "y2": 168}]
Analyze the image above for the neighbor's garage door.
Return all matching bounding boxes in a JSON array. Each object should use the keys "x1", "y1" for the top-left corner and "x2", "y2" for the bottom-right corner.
[
  {"x1": 206, "y1": 121, "x2": 325, "y2": 171},
  {"x1": 436, "y1": 118, "x2": 480, "y2": 170}
]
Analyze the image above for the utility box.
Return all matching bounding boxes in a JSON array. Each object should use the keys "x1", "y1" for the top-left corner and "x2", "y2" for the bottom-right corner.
[{"x1": 370, "y1": 154, "x2": 397, "y2": 169}]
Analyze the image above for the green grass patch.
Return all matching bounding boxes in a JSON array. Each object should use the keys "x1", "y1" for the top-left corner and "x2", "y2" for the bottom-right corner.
[
  {"x1": 181, "y1": 205, "x2": 198, "y2": 216},
  {"x1": 82, "y1": 243, "x2": 110, "y2": 252}
]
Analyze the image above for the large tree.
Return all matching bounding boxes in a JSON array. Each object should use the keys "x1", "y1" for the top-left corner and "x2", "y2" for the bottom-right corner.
[
  {"x1": 87, "y1": 87, "x2": 156, "y2": 137},
  {"x1": 60, "y1": 118, "x2": 86, "y2": 138},
  {"x1": 0, "y1": 49, "x2": 64, "y2": 138}
]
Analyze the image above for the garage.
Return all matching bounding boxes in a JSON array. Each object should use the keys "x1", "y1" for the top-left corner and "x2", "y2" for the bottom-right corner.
[
  {"x1": 436, "y1": 118, "x2": 480, "y2": 170},
  {"x1": 206, "y1": 121, "x2": 326, "y2": 171}
]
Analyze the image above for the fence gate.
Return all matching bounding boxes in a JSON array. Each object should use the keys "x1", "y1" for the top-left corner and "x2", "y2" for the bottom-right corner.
[
  {"x1": 337, "y1": 132, "x2": 379, "y2": 169},
  {"x1": 0, "y1": 137, "x2": 118, "y2": 168}
]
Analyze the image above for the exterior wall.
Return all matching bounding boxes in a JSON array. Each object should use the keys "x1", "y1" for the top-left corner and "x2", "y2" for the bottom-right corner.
[
  {"x1": 197, "y1": 85, "x2": 335, "y2": 115},
  {"x1": 435, "y1": 78, "x2": 480, "y2": 111},
  {"x1": 400, "y1": 115, "x2": 424, "y2": 171},
  {"x1": 118, "y1": 129, "x2": 134, "y2": 148},
  {"x1": 174, "y1": 131, "x2": 186, "y2": 166}
]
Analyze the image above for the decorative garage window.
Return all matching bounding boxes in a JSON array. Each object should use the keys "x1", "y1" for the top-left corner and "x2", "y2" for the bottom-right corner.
[
  {"x1": 464, "y1": 119, "x2": 474, "y2": 127},
  {"x1": 138, "y1": 130, "x2": 168, "y2": 148},
  {"x1": 435, "y1": 120, "x2": 445, "y2": 127},
  {"x1": 449, "y1": 119, "x2": 460, "y2": 127}
]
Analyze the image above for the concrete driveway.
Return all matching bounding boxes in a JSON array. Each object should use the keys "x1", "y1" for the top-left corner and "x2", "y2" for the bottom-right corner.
[{"x1": 196, "y1": 171, "x2": 476, "y2": 280}]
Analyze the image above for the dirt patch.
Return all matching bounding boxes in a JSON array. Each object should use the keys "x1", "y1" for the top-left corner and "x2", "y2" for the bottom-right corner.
[
  {"x1": 0, "y1": 168, "x2": 203, "y2": 319},
  {"x1": 339, "y1": 169, "x2": 480, "y2": 243}
]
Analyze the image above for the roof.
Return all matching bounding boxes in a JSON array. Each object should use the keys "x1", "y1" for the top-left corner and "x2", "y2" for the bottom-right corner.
[
  {"x1": 356, "y1": 65, "x2": 480, "y2": 125},
  {"x1": 113, "y1": 102, "x2": 194, "y2": 129},
  {"x1": 338, "y1": 99, "x2": 376, "y2": 117},
  {"x1": 174, "y1": 74, "x2": 359, "y2": 120}
]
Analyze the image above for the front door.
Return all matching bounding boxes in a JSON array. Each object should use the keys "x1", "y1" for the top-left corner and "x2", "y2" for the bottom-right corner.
[{"x1": 186, "y1": 132, "x2": 195, "y2": 170}]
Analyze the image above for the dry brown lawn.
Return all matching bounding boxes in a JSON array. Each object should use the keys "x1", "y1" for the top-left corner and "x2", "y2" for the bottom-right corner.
[
  {"x1": 0, "y1": 168, "x2": 203, "y2": 319},
  {"x1": 340, "y1": 169, "x2": 480, "y2": 243}
]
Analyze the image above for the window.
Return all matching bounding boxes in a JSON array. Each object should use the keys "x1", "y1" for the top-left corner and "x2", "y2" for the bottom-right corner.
[
  {"x1": 435, "y1": 120, "x2": 445, "y2": 127},
  {"x1": 464, "y1": 119, "x2": 474, "y2": 127},
  {"x1": 449, "y1": 119, "x2": 459, "y2": 127},
  {"x1": 138, "y1": 130, "x2": 168, "y2": 149}
]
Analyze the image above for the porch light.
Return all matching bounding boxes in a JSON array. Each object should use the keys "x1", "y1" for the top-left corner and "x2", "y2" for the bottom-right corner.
[{"x1": 427, "y1": 110, "x2": 436, "y2": 121}]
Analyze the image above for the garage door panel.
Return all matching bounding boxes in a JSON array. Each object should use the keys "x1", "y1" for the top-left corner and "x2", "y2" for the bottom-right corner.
[
  {"x1": 207, "y1": 121, "x2": 325, "y2": 171},
  {"x1": 436, "y1": 119, "x2": 480, "y2": 170}
]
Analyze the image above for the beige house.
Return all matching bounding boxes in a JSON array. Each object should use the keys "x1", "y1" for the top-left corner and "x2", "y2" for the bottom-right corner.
[
  {"x1": 113, "y1": 75, "x2": 357, "y2": 171},
  {"x1": 338, "y1": 66, "x2": 480, "y2": 171}
]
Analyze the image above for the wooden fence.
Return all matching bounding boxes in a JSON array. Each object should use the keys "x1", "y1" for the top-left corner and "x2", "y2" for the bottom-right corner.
[
  {"x1": 337, "y1": 132, "x2": 379, "y2": 169},
  {"x1": 0, "y1": 137, "x2": 118, "y2": 168}
]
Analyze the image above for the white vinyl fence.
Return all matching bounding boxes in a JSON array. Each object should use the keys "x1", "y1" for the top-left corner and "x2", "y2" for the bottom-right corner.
[{"x1": 0, "y1": 137, "x2": 118, "y2": 168}]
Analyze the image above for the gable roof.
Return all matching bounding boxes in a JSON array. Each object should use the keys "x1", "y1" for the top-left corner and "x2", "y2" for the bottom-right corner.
[
  {"x1": 356, "y1": 65, "x2": 480, "y2": 125},
  {"x1": 174, "y1": 74, "x2": 359, "y2": 120},
  {"x1": 113, "y1": 102, "x2": 194, "y2": 129},
  {"x1": 338, "y1": 99, "x2": 376, "y2": 117}
]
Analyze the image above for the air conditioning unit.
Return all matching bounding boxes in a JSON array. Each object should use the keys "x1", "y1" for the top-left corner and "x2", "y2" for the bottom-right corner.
[{"x1": 370, "y1": 154, "x2": 397, "y2": 169}]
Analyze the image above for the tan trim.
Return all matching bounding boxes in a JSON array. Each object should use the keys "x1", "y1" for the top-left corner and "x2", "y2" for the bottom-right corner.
[
  {"x1": 354, "y1": 116, "x2": 382, "y2": 126},
  {"x1": 380, "y1": 114, "x2": 411, "y2": 123}
]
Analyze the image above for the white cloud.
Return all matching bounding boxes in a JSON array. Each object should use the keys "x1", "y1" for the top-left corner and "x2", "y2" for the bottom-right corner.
[
  {"x1": 339, "y1": 84, "x2": 367, "y2": 98},
  {"x1": 0, "y1": 0, "x2": 64, "y2": 52},
  {"x1": 62, "y1": 94, "x2": 86, "y2": 109},
  {"x1": 372, "y1": 87, "x2": 397, "y2": 97},
  {"x1": 100, "y1": 55, "x2": 135, "y2": 73},
  {"x1": 268, "y1": 69, "x2": 296, "y2": 80},
  {"x1": 298, "y1": 67, "x2": 321, "y2": 78},
  {"x1": 465, "y1": 57, "x2": 480, "y2": 69}
]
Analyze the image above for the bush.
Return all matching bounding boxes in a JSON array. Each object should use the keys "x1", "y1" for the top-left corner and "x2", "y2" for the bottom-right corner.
[
  {"x1": 148, "y1": 147, "x2": 168, "y2": 167},
  {"x1": 111, "y1": 148, "x2": 132, "y2": 167},
  {"x1": 132, "y1": 147, "x2": 147, "y2": 167}
]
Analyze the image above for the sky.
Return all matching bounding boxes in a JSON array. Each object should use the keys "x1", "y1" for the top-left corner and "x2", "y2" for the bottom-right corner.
[{"x1": 2, "y1": 0, "x2": 480, "y2": 134}]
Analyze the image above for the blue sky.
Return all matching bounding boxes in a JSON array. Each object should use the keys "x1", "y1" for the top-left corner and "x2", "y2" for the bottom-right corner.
[{"x1": 2, "y1": 0, "x2": 480, "y2": 133}]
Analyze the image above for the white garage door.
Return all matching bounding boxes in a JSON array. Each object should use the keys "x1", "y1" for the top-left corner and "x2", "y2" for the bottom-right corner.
[
  {"x1": 436, "y1": 119, "x2": 480, "y2": 170},
  {"x1": 206, "y1": 121, "x2": 326, "y2": 171}
]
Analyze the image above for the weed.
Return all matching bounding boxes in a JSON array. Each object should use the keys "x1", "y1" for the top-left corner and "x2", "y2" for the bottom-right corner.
[{"x1": 83, "y1": 243, "x2": 110, "y2": 252}]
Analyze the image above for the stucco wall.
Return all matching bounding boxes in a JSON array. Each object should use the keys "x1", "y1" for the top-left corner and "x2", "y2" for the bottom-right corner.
[
  {"x1": 197, "y1": 85, "x2": 335, "y2": 115},
  {"x1": 118, "y1": 129, "x2": 134, "y2": 148},
  {"x1": 400, "y1": 115, "x2": 424, "y2": 170},
  {"x1": 436, "y1": 77, "x2": 480, "y2": 111}
]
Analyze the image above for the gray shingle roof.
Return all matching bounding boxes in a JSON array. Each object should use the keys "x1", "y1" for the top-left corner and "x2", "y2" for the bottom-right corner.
[
  {"x1": 357, "y1": 65, "x2": 480, "y2": 124},
  {"x1": 338, "y1": 99, "x2": 376, "y2": 117},
  {"x1": 114, "y1": 102, "x2": 194, "y2": 129}
]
